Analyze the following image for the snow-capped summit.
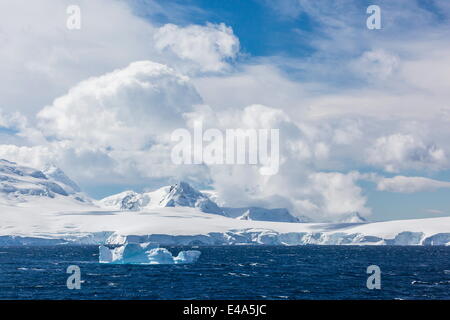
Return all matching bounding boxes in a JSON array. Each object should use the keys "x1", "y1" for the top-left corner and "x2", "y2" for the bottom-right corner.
[
  {"x1": 338, "y1": 212, "x2": 368, "y2": 223},
  {"x1": 99, "y1": 190, "x2": 145, "y2": 211},
  {"x1": 223, "y1": 207, "x2": 302, "y2": 223},
  {"x1": 0, "y1": 159, "x2": 67, "y2": 199},
  {"x1": 99, "y1": 181, "x2": 304, "y2": 223},
  {"x1": 42, "y1": 164, "x2": 81, "y2": 194},
  {"x1": 99, "y1": 181, "x2": 225, "y2": 215},
  {"x1": 159, "y1": 181, "x2": 224, "y2": 215},
  {"x1": 0, "y1": 159, "x2": 88, "y2": 204}
]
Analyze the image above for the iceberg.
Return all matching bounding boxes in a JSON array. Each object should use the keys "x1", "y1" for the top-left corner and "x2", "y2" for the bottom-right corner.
[{"x1": 99, "y1": 242, "x2": 201, "y2": 264}]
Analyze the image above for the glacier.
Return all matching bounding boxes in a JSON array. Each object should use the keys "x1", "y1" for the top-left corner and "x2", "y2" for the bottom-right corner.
[
  {"x1": 99, "y1": 242, "x2": 201, "y2": 264},
  {"x1": 102, "y1": 229, "x2": 450, "y2": 246}
]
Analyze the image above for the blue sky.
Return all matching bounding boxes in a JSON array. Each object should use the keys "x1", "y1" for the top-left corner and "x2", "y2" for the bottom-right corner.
[
  {"x1": 133, "y1": 0, "x2": 319, "y2": 57},
  {"x1": 130, "y1": 0, "x2": 448, "y2": 56},
  {"x1": 127, "y1": 0, "x2": 450, "y2": 90}
]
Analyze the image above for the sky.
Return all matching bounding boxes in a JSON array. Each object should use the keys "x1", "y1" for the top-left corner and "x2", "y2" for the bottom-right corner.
[{"x1": 0, "y1": 0, "x2": 449, "y2": 222}]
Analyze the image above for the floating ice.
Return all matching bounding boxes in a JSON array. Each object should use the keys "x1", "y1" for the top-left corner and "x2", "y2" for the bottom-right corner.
[{"x1": 99, "y1": 242, "x2": 201, "y2": 264}]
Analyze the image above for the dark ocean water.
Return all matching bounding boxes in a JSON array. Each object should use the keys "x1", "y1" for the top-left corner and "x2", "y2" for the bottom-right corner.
[{"x1": 0, "y1": 245, "x2": 449, "y2": 300}]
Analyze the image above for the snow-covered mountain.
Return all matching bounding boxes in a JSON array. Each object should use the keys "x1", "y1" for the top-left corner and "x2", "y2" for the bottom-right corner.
[
  {"x1": 338, "y1": 212, "x2": 368, "y2": 223},
  {"x1": 0, "y1": 159, "x2": 300, "y2": 224},
  {"x1": 0, "y1": 159, "x2": 449, "y2": 246},
  {"x1": 159, "y1": 182, "x2": 224, "y2": 215},
  {"x1": 42, "y1": 164, "x2": 81, "y2": 194},
  {"x1": 0, "y1": 159, "x2": 89, "y2": 205},
  {"x1": 99, "y1": 181, "x2": 303, "y2": 223},
  {"x1": 99, "y1": 182, "x2": 224, "y2": 215},
  {"x1": 223, "y1": 207, "x2": 302, "y2": 223},
  {"x1": 99, "y1": 190, "x2": 146, "y2": 211}
]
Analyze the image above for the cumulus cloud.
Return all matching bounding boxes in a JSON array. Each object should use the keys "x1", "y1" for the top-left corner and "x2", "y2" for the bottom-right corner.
[
  {"x1": 352, "y1": 49, "x2": 399, "y2": 81},
  {"x1": 377, "y1": 176, "x2": 450, "y2": 193},
  {"x1": 304, "y1": 171, "x2": 370, "y2": 219},
  {"x1": 0, "y1": 109, "x2": 46, "y2": 145},
  {"x1": 0, "y1": 61, "x2": 211, "y2": 184},
  {"x1": 206, "y1": 167, "x2": 371, "y2": 222},
  {"x1": 38, "y1": 61, "x2": 201, "y2": 148},
  {"x1": 154, "y1": 23, "x2": 239, "y2": 73},
  {"x1": 0, "y1": 144, "x2": 56, "y2": 170},
  {"x1": 366, "y1": 134, "x2": 447, "y2": 172},
  {"x1": 181, "y1": 103, "x2": 370, "y2": 221},
  {"x1": 32, "y1": 60, "x2": 213, "y2": 182},
  {"x1": 0, "y1": 111, "x2": 26, "y2": 130},
  {"x1": 0, "y1": 0, "x2": 239, "y2": 118},
  {"x1": 0, "y1": 0, "x2": 159, "y2": 117}
]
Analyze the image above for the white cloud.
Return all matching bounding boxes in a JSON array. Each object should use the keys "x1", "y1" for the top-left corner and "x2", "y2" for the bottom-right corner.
[
  {"x1": 352, "y1": 49, "x2": 399, "y2": 81},
  {"x1": 0, "y1": 111, "x2": 25, "y2": 130},
  {"x1": 0, "y1": 144, "x2": 56, "y2": 170},
  {"x1": 182, "y1": 103, "x2": 372, "y2": 221},
  {"x1": 0, "y1": 109, "x2": 46, "y2": 145},
  {"x1": 306, "y1": 171, "x2": 370, "y2": 219},
  {"x1": 366, "y1": 134, "x2": 447, "y2": 172},
  {"x1": 0, "y1": 0, "x2": 160, "y2": 117},
  {"x1": 332, "y1": 119, "x2": 363, "y2": 145},
  {"x1": 31, "y1": 60, "x2": 211, "y2": 182},
  {"x1": 38, "y1": 60, "x2": 201, "y2": 149},
  {"x1": 0, "y1": 0, "x2": 239, "y2": 118},
  {"x1": 192, "y1": 64, "x2": 310, "y2": 113},
  {"x1": 154, "y1": 23, "x2": 239, "y2": 73},
  {"x1": 377, "y1": 176, "x2": 450, "y2": 193}
]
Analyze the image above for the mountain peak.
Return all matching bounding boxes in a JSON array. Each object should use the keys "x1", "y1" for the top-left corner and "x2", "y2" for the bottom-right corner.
[
  {"x1": 339, "y1": 212, "x2": 368, "y2": 223},
  {"x1": 164, "y1": 181, "x2": 202, "y2": 201},
  {"x1": 0, "y1": 160, "x2": 76, "y2": 201},
  {"x1": 160, "y1": 181, "x2": 224, "y2": 215},
  {"x1": 168, "y1": 181, "x2": 194, "y2": 192},
  {"x1": 42, "y1": 164, "x2": 81, "y2": 193},
  {"x1": 99, "y1": 182, "x2": 303, "y2": 223},
  {"x1": 99, "y1": 181, "x2": 225, "y2": 215},
  {"x1": 224, "y1": 206, "x2": 302, "y2": 223}
]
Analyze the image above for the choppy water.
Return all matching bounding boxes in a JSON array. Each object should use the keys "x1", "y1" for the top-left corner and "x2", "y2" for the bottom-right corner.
[{"x1": 0, "y1": 245, "x2": 449, "y2": 299}]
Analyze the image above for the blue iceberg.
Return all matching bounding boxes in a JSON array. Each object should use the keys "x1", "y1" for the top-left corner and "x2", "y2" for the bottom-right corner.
[{"x1": 99, "y1": 242, "x2": 201, "y2": 264}]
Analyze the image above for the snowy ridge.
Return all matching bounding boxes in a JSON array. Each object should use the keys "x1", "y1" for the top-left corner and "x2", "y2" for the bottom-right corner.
[
  {"x1": 98, "y1": 182, "x2": 224, "y2": 214},
  {"x1": 0, "y1": 159, "x2": 89, "y2": 204},
  {"x1": 223, "y1": 207, "x2": 301, "y2": 223},
  {"x1": 99, "y1": 190, "x2": 147, "y2": 211},
  {"x1": 42, "y1": 164, "x2": 81, "y2": 194},
  {"x1": 99, "y1": 181, "x2": 301, "y2": 223},
  {"x1": 159, "y1": 182, "x2": 224, "y2": 215}
]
